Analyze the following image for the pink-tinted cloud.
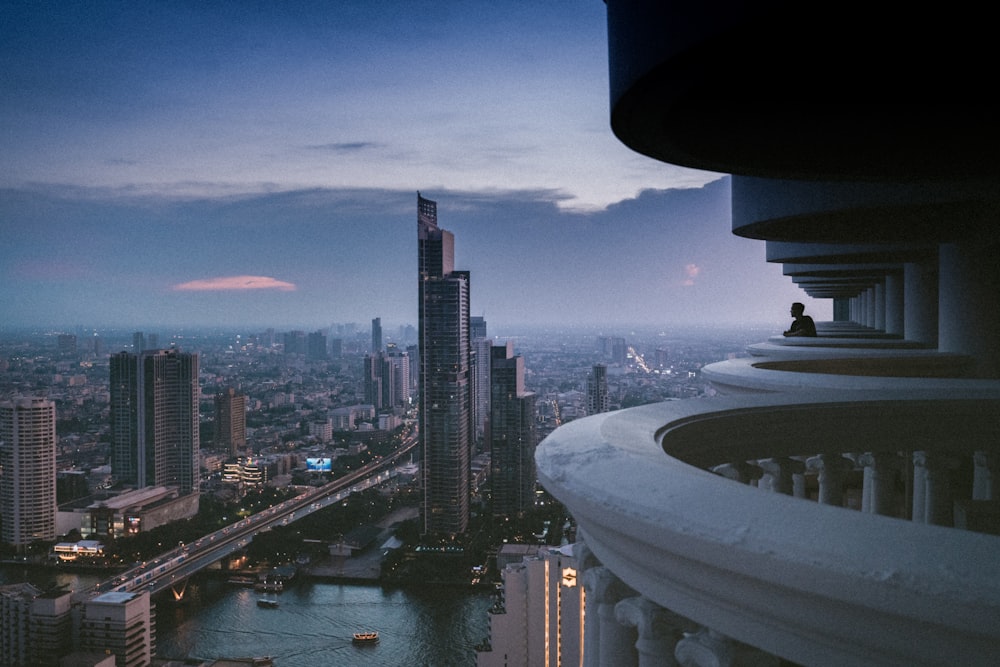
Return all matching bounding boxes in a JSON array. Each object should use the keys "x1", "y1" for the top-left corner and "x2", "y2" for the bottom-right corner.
[
  {"x1": 681, "y1": 263, "x2": 701, "y2": 287},
  {"x1": 172, "y1": 275, "x2": 297, "y2": 292}
]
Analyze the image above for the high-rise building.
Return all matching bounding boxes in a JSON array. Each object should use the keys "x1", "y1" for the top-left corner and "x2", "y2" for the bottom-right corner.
[
  {"x1": 110, "y1": 349, "x2": 200, "y2": 496},
  {"x1": 372, "y1": 317, "x2": 383, "y2": 353},
  {"x1": 490, "y1": 342, "x2": 537, "y2": 518},
  {"x1": 214, "y1": 387, "x2": 247, "y2": 455},
  {"x1": 476, "y1": 544, "x2": 584, "y2": 667},
  {"x1": 284, "y1": 330, "x2": 307, "y2": 355},
  {"x1": 586, "y1": 364, "x2": 609, "y2": 415},
  {"x1": 470, "y1": 317, "x2": 491, "y2": 445},
  {"x1": 80, "y1": 591, "x2": 154, "y2": 667},
  {"x1": 307, "y1": 330, "x2": 328, "y2": 360},
  {"x1": 0, "y1": 398, "x2": 57, "y2": 546},
  {"x1": 417, "y1": 193, "x2": 472, "y2": 536},
  {"x1": 363, "y1": 353, "x2": 385, "y2": 410},
  {"x1": 132, "y1": 331, "x2": 145, "y2": 352}
]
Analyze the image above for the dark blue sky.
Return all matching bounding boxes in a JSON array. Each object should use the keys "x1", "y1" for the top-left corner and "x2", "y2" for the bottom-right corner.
[{"x1": 1, "y1": 2, "x2": 824, "y2": 331}]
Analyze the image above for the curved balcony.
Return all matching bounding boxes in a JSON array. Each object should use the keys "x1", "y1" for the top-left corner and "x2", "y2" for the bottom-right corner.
[{"x1": 535, "y1": 392, "x2": 1000, "y2": 666}]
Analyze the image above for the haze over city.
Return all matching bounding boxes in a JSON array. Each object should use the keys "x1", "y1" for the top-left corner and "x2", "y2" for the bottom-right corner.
[{"x1": 1, "y1": 1, "x2": 824, "y2": 331}]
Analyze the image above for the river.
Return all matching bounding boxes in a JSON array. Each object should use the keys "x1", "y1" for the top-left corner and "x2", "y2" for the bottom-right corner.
[{"x1": 0, "y1": 567, "x2": 492, "y2": 666}]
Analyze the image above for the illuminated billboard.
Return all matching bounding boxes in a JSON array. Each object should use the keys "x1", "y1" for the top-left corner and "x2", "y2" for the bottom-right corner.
[{"x1": 306, "y1": 457, "x2": 332, "y2": 471}]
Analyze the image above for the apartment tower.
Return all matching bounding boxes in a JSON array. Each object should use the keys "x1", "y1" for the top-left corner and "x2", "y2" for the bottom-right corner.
[
  {"x1": 214, "y1": 387, "x2": 247, "y2": 455},
  {"x1": 417, "y1": 192, "x2": 472, "y2": 536},
  {"x1": 110, "y1": 349, "x2": 200, "y2": 495},
  {"x1": 0, "y1": 398, "x2": 57, "y2": 546},
  {"x1": 490, "y1": 342, "x2": 537, "y2": 518}
]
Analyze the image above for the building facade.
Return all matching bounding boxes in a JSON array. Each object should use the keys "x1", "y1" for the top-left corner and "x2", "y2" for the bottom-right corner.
[
  {"x1": 534, "y1": 3, "x2": 1000, "y2": 665},
  {"x1": 585, "y1": 364, "x2": 609, "y2": 416},
  {"x1": 490, "y1": 342, "x2": 538, "y2": 518},
  {"x1": 110, "y1": 349, "x2": 200, "y2": 496},
  {"x1": 214, "y1": 387, "x2": 247, "y2": 455},
  {"x1": 0, "y1": 397, "x2": 57, "y2": 546},
  {"x1": 417, "y1": 192, "x2": 472, "y2": 537}
]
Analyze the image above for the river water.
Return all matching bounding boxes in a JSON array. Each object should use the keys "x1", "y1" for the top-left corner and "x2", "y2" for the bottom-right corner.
[{"x1": 0, "y1": 568, "x2": 492, "y2": 666}]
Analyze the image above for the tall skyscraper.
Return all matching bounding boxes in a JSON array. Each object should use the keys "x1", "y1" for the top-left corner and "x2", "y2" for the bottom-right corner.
[
  {"x1": 214, "y1": 387, "x2": 247, "y2": 455},
  {"x1": 417, "y1": 193, "x2": 472, "y2": 537},
  {"x1": 490, "y1": 342, "x2": 537, "y2": 518},
  {"x1": 586, "y1": 363, "x2": 609, "y2": 415},
  {"x1": 372, "y1": 317, "x2": 383, "y2": 353},
  {"x1": 110, "y1": 349, "x2": 200, "y2": 495},
  {"x1": 0, "y1": 398, "x2": 57, "y2": 546},
  {"x1": 471, "y1": 317, "x2": 491, "y2": 445}
]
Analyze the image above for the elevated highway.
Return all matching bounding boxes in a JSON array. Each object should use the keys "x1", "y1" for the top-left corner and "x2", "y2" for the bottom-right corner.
[{"x1": 93, "y1": 437, "x2": 417, "y2": 599}]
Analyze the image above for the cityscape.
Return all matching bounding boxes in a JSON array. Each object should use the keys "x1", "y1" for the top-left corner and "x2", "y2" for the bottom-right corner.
[
  {"x1": 0, "y1": 199, "x2": 766, "y2": 664},
  {"x1": 5, "y1": 2, "x2": 1000, "y2": 667}
]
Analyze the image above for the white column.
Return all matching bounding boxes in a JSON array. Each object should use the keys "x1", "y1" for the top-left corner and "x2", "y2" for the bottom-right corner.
[
  {"x1": 583, "y1": 566, "x2": 637, "y2": 667},
  {"x1": 913, "y1": 452, "x2": 958, "y2": 526},
  {"x1": 858, "y1": 452, "x2": 900, "y2": 516},
  {"x1": 885, "y1": 271, "x2": 904, "y2": 336},
  {"x1": 757, "y1": 458, "x2": 806, "y2": 496},
  {"x1": 711, "y1": 461, "x2": 763, "y2": 486},
  {"x1": 904, "y1": 257, "x2": 938, "y2": 346},
  {"x1": 939, "y1": 241, "x2": 1000, "y2": 377},
  {"x1": 616, "y1": 596, "x2": 689, "y2": 667},
  {"x1": 973, "y1": 451, "x2": 998, "y2": 501},
  {"x1": 806, "y1": 454, "x2": 854, "y2": 506},
  {"x1": 675, "y1": 628, "x2": 734, "y2": 667}
]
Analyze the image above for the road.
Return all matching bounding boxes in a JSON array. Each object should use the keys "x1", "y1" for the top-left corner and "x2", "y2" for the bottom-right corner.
[{"x1": 93, "y1": 436, "x2": 417, "y2": 597}]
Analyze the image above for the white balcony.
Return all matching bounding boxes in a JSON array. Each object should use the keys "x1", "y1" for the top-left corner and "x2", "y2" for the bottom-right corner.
[{"x1": 535, "y1": 391, "x2": 1000, "y2": 666}]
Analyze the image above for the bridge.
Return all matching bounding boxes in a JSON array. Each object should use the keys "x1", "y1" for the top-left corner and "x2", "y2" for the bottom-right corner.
[{"x1": 91, "y1": 436, "x2": 417, "y2": 600}]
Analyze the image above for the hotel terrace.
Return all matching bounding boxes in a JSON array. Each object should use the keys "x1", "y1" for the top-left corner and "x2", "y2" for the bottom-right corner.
[{"x1": 535, "y1": 3, "x2": 1000, "y2": 666}]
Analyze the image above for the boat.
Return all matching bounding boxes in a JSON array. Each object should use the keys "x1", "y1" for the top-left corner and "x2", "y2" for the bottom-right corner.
[
  {"x1": 352, "y1": 631, "x2": 379, "y2": 644},
  {"x1": 256, "y1": 598, "x2": 279, "y2": 608}
]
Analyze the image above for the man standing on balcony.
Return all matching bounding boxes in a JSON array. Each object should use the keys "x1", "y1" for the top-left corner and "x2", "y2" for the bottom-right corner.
[{"x1": 783, "y1": 302, "x2": 817, "y2": 337}]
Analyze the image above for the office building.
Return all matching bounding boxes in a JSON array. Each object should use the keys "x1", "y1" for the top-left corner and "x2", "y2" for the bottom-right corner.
[
  {"x1": 0, "y1": 583, "x2": 73, "y2": 667},
  {"x1": 417, "y1": 192, "x2": 472, "y2": 536},
  {"x1": 585, "y1": 364, "x2": 609, "y2": 415},
  {"x1": 214, "y1": 387, "x2": 247, "y2": 455},
  {"x1": 471, "y1": 317, "x2": 491, "y2": 444},
  {"x1": 490, "y1": 342, "x2": 537, "y2": 518},
  {"x1": 307, "y1": 330, "x2": 328, "y2": 360},
  {"x1": 109, "y1": 349, "x2": 200, "y2": 496},
  {"x1": 534, "y1": 4, "x2": 1000, "y2": 665},
  {"x1": 0, "y1": 397, "x2": 57, "y2": 546}
]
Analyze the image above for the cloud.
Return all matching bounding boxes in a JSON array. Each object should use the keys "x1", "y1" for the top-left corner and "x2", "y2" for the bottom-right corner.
[
  {"x1": 305, "y1": 142, "x2": 381, "y2": 153},
  {"x1": 681, "y1": 263, "x2": 700, "y2": 286},
  {"x1": 171, "y1": 275, "x2": 297, "y2": 292}
]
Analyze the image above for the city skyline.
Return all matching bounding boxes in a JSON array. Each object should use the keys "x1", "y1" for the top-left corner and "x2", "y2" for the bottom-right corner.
[{"x1": 1, "y1": 3, "x2": 826, "y2": 332}]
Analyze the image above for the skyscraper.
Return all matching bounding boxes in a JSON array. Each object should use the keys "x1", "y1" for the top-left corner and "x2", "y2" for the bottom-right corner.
[
  {"x1": 214, "y1": 387, "x2": 247, "y2": 455},
  {"x1": 417, "y1": 193, "x2": 472, "y2": 537},
  {"x1": 490, "y1": 342, "x2": 537, "y2": 518},
  {"x1": 471, "y1": 317, "x2": 491, "y2": 445},
  {"x1": 0, "y1": 398, "x2": 57, "y2": 546},
  {"x1": 586, "y1": 363, "x2": 609, "y2": 415},
  {"x1": 372, "y1": 316, "x2": 383, "y2": 353},
  {"x1": 110, "y1": 349, "x2": 200, "y2": 495}
]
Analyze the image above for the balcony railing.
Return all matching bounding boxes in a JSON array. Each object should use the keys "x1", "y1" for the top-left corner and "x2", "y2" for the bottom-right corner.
[{"x1": 536, "y1": 391, "x2": 1000, "y2": 666}]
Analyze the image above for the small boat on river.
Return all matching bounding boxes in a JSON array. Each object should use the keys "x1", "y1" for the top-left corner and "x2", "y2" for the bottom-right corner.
[
  {"x1": 256, "y1": 598, "x2": 279, "y2": 609},
  {"x1": 352, "y1": 631, "x2": 379, "y2": 644}
]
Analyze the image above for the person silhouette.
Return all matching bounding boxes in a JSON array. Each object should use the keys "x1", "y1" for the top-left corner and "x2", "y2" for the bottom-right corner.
[{"x1": 783, "y1": 302, "x2": 817, "y2": 337}]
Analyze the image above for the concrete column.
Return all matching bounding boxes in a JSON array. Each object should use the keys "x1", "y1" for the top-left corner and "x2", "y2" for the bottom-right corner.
[
  {"x1": 833, "y1": 297, "x2": 851, "y2": 321},
  {"x1": 858, "y1": 452, "x2": 900, "y2": 516},
  {"x1": 938, "y1": 241, "x2": 1000, "y2": 377},
  {"x1": 874, "y1": 280, "x2": 885, "y2": 331},
  {"x1": 904, "y1": 257, "x2": 938, "y2": 346},
  {"x1": 575, "y1": 541, "x2": 602, "y2": 667},
  {"x1": 675, "y1": 628, "x2": 734, "y2": 667},
  {"x1": 583, "y1": 566, "x2": 637, "y2": 667},
  {"x1": 757, "y1": 458, "x2": 806, "y2": 496},
  {"x1": 806, "y1": 454, "x2": 854, "y2": 506},
  {"x1": 973, "y1": 451, "x2": 998, "y2": 501},
  {"x1": 711, "y1": 461, "x2": 763, "y2": 486},
  {"x1": 885, "y1": 271, "x2": 904, "y2": 336},
  {"x1": 913, "y1": 452, "x2": 958, "y2": 526},
  {"x1": 616, "y1": 596, "x2": 689, "y2": 667}
]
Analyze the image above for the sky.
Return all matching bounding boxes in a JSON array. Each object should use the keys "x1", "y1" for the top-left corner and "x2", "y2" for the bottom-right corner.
[{"x1": 0, "y1": 1, "x2": 825, "y2": 333}]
